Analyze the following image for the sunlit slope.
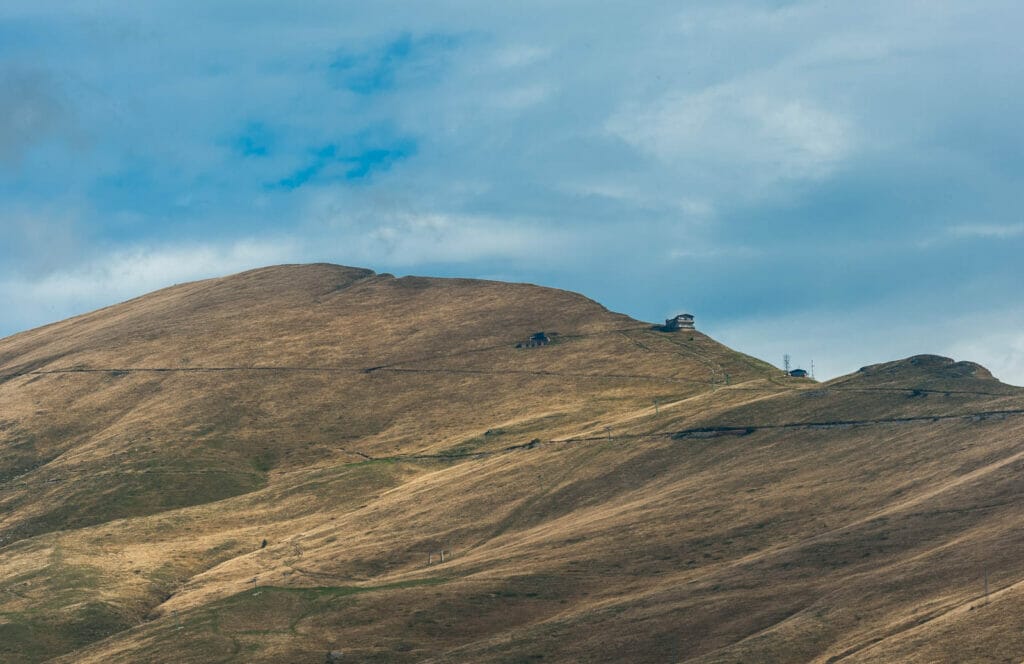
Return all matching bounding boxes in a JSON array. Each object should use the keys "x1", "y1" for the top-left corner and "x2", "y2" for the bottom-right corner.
[
  {"x1": 0, "y1": 265, "x2": 770, "y2": 539},
  {"x1": 1, "y1": 264, "x2": 1022, "y2": 663},
  {"x1": 0, "y1": 264, "x2": 774, "y2": 661}
]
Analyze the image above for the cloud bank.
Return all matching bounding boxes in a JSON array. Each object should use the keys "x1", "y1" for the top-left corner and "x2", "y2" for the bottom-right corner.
[{"x1": 1, "y1": 1, "x2": 1023, "y2": 384}]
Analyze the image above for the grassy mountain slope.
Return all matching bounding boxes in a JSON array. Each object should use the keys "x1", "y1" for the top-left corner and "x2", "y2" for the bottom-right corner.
[{"x1": 0, "y1": 264, "x2": 1021, "y2": 663}]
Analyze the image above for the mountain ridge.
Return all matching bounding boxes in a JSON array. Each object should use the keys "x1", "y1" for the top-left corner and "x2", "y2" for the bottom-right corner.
[{"x1": 1, "y1": 264, "x2": 1022, "y2": 663}]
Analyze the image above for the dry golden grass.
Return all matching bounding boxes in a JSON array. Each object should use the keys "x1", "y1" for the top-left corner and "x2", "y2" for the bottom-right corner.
[{"x1": 0, "y1": 264, "x2": 1021, "y2": 663}]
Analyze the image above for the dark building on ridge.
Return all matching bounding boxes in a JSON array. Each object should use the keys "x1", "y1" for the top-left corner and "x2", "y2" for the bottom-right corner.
[{"x1": 663, "y1": 313, "x2": 695, "y2": 331}]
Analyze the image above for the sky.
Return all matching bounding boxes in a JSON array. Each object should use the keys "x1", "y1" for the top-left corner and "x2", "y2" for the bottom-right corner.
[{"x1": 2, "y1": 1, "x2": 1023, "y2": 383}]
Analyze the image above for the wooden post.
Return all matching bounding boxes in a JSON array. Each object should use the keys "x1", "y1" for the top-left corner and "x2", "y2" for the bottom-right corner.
[
  {"x1": 428, "y1": 552, "x2": 432, "y2": 565},
  {"x1": 440, "y1": 549, "x2": 445, "y2": 563}
]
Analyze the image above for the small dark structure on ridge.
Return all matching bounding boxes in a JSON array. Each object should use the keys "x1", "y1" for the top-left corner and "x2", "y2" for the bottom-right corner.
[
  {"x1": 789, "y1": 368, "x2": 809, "y2": 378},
  {"x1": 662, "y1": 313, "x2": 695, "y2": 332},
  {"x1": 517, "y1": 332, "x2": 550, "y2": 348}
]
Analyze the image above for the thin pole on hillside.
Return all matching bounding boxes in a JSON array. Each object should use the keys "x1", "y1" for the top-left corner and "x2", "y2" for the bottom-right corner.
[
  {"x1": 784, "y1": 354, "x2": 791, "y2": 374},
  {"x1": 605, "y1": 426, "x2": 613, "y2": 443}
]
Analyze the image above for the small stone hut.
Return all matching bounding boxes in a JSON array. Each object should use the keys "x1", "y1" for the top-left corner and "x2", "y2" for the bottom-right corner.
[{"x1": 517, "y1": 332, "x2": 551, "y2": 348}]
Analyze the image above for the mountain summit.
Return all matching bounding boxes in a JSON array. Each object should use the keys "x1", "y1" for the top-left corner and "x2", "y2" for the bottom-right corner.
[{"x1": 1, "y1": 265, "x2": 1022, "y2": 663}]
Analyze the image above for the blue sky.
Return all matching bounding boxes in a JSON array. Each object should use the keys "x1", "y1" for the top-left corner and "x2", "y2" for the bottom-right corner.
[{"x1": 2, "y1": 1, "x2": 1023, "y2": 383}]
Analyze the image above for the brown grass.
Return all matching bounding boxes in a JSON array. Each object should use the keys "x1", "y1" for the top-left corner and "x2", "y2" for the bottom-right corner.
[{"x1": 0, "y1": 264, "x2": 1021, "y2": 663}]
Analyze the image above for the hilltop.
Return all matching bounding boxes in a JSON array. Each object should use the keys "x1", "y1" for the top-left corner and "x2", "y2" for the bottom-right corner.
[{"x1": 0, "y1": 264, "x2": 1022, "y2": 663}]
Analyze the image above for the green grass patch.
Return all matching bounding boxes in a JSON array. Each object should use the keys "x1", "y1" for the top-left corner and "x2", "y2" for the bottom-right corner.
[
  {"x1": 167, "y1": 576, "x2": 452, "y2": 651},
  {"x1": 0, "y1": 601, "x2": 132, "y2": 664},
  {"x1": 229, "y1": 576, "x2": 449, "y2": 604},
  {"x1": 249, "y1": 450, "x2": 279, "y2": 472},
  {"x1": 439, "y1": 436, "x2": 488, "y2": 457},
  {"x1": 8, "y1": 458, "x2": 267, "y2": 540}
]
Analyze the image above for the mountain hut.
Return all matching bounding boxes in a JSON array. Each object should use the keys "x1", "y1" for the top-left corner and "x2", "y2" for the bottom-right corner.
[{"x1": 664, "y1": 313, "x2": 695, "y2": 331}]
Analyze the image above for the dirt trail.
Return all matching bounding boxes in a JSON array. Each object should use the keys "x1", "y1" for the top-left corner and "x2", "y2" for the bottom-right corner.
[{"x1": 6, "y1": 407, "x2": 1023, "y2": 494}]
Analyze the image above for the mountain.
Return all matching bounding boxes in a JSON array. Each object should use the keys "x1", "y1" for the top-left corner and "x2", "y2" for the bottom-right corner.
[{"x1": 0, "y1": 264, "x2": 1021, "y2": 663}]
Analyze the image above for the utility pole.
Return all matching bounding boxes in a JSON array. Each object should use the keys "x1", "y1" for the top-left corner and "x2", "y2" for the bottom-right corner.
[
  {"x1": 810, "y1": 360, "x2": 815, "y2": 379},
  {"x1": 783, "y1": 354, "x2": 791, "y2": 374}
]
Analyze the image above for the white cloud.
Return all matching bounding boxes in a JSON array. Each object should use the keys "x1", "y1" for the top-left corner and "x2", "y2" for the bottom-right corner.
[
  {"x1": 915, "y1": 223, "x2": 1024, "y2": 249},
  {"x1": 668, "y1": 245, "x2": 762, "y2": 260},
  {"x1": 948, "y1": 223, "x2": 1024, "y2": 239},
  {"x1": 0, "y1": 238, "x2": 300, "y2": 335},
  {"x1": 799, "y1": 33, "x2": 896, "y2": 65},
  {"x1": 368, "y1": 215, "x2": 538, "y2": 263},
  {"x1": 491, "y1": 44, "x2": 553, "y2": 69},
  {"x1": 946, "y1": 331, "x2": 1024, "y2": 388},
  {"x1": 607, "y1": 84, "x2": 856, "y2": 185},
  {"x1": 489, "y1": 83, "x2": 553, "y2": 111},
  {"x1": 39, "y1": 239, "x2": 300, "y2": 299},
  {"x1": 0, "y1": 203, "x2": 577, "y2": 339},
  {"x1": 308, "y1": 205, "x2": 569, "y2": 267},
  {"x1": 557, "y1": 179, "x2": 716, "y2": 219}
]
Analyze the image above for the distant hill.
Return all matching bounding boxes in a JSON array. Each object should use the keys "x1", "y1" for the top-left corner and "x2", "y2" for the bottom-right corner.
[{"x1": 0, "y1": 264, "x2": 1021, "y2": 663}]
